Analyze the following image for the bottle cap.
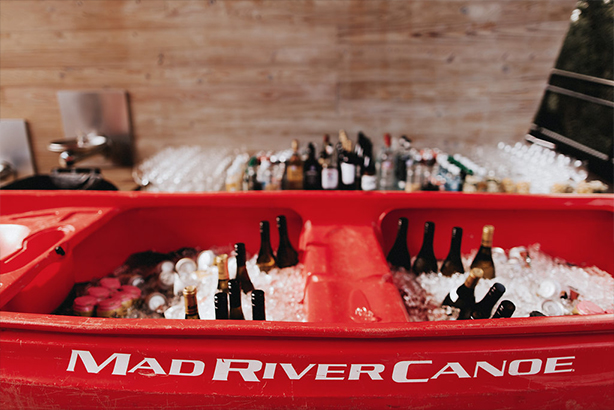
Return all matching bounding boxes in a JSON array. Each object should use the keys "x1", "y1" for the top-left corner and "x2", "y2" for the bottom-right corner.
[
  {"x1": 99, "y1": 277, "x2": 121, "y2": 291},
  {"x1": 120, "y1": 285, "x2": 141, "y2": 300},
  {"x1": 113, "y1": 291, "x2": 133, "y2": 308},
  {"x1": 481, "y1": 225, "x2": 494, "y2": 247},
  {"x1": 541, "y1": 299, "x2": 565, "y2": 316},
  {"x1": 260, "y1": 220, "x2": 270, "y2": 233},
  {"x1": 465, "y1": 268, "x2": 483, "y2": 288},
  {"x1": 159, "y1": 260, "x2": 175, "y2": 274},
  {"x1": 87, "y1": 286, "x2": 111, "y2": 302},
  {"x1": 97, "y1": 297, "x2": 123, "y2": 318},
  {"x1": 537, "y1": 279, "x2": 561, "y2": 299},
  {"x1": 73, "y1": 296, "x2": 97, "y2": 316},
  {"x1": 158, "y1": 270, "x2": 176, "y2": 289},
  {"x1": 127, "y1": 274, "x2": 145, "y2": 288},
  {"x1": 145, "y1": 292, "x2": 168, "y2": 312},
  {"x1": 573, "y1": 300, "x2": 605, "y2": 315},
  {"x1": 175, "y1": 258, "x2": 197, "y2": 276}
]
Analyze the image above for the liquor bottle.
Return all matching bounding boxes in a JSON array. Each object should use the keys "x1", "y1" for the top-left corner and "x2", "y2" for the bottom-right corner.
[
  {"x1": 321, "y1": 137, "x2": 339, "y2": 190},
  {"x1": 338, "y1": 130, "x2": 358, "y2": 190},
  {"x1": 470, "y1": 225, "x2": 496, "y2": 279},
  {"x1": 491, "y1": 300, "x2": 516, "y2": 318},
  {"x1": 386, "y1": 217, "x2": 411, "y2": 271},
  {"x1": 440, "y1": 227, "x2": 465, "y2": 276},
  {"x1": 377, "y1": 133, "x2": 396, "y2": 190},
  {"x1": 251, "y1": 289, "x2": 266, "y2": 320},
  {"x1": 283, "y1": 139, "x2": 304, "y2": 190},
  {"x1": 215, "y1": 254, "x2": 229, "y2": 292},
  {"x1": 360, "y1": 134, "x2": 377, "y2": 191},
  {"x1": 234, "y1": 243, "x2": 254, "y2": 293},
  {"x1": 276, "y1": 215, "x2": 299, "y2": 268},
  {"x1": 303, "y1": 142, "x2": 322, "y2": 190},
  {"x1": 412, "y1": 221, "x2": 438, "y2": 274},
  {"x1": 441, "y1": 267, "x2": 484, "y2": 320},
  {"x1": 470, "y1": 283, "x2": 506, "y2": 319},
  {"x1": 183, "y1": 286, "x2": 200, "y2": 320},
  {"x1": 242, "y1": 156, "x2": 261, "y2": 191},
  {"x1": 256, "y1": 221, "x2": 277, "y2": 273},
  {"x1": 319, "y1": 134, "x2": 333, "y2": 164},
  {"x1": 214, "y1": 292, "x2": 229, "y2": 320},
  {"x1": 395, "y1": 136, "x2": 412, "y2": 190},
  {"x1": 228, "y1": 279, "x2": 245, "y2": 320}
]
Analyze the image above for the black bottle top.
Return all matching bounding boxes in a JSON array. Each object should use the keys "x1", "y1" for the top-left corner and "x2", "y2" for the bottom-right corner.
[
  {"x1": 303, "y1": 142, "x2": 322, "y2": 190},
  {"x1": 276, "y1": 215, "x2": 299, "y2": 268},
  {"x1": 386, "y1": 217, "x2": 411, "y2": 271},
  {"x1": 228, "y1": 279, "x2": 245, "y2": 320},
  {"x1": 412, "y1": 221, "x2": 438, "y2": 274},
  {"x1": 491, "y1": 300, "x2": 516, "y2": 319},
  {"x1": 214, "y1": 292, "x2": 229, "y2": 320},
  {"x1": 471, "y1": 283, "x2": 506, "y2": 319},
  {"x1": 440, "y1": 227, "x2": 465, "y2": 276},
  {"x1": 251, "y1": 289, "x2": 266, "y2": 321},
  {"x1": 234, "y1": 242, "x2": 254, "y2": 293}
]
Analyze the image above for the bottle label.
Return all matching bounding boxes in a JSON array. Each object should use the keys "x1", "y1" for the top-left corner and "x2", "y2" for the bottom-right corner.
[
  {"x1": 305, "y1": 168, "x2": 319, "y2": 185},
  {"x1": 361, "y1": 174, "x2": 377, "y2": 191},
  {"x1": 340, "y1": 163, "x2": 356, "y2": 185},
  {"x1": 286, "y1": 165, "x2": 303, "y2": 182},
  {"x1": 322, "y1": 168, "x2": 339, "y2": 189}
]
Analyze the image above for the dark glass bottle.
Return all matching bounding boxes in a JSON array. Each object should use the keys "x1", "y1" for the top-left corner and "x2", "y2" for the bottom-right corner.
[
  {"x1": 251, "y1": 289, "x2": 266, "y2": 321},
  {"x1": 412, "y1": 221, "x2": 438, "y2": 274},
  {"x1": 470, "y1": 225, "x2": 495, "y2": 279},
  {"x1": 529, "y1": 310, "x2": 546, "y2": 317},
  {"x1": 276, "y1": 215, "x2": 299, "y2": 268},
  {"x1": 359, "y1": 133, "x2": 377, "y2": 191},
  {"x1": 256, "y1": 221, "x2": 276, "y2": 273},
  {"x1": 303, "y1": 142, "x2": 322, "y2": 190},
  {"x1": 491, "y1": 300, "x2": 516, "y2": 318},
  {"x1": 216, "y1": 254, "x2": 229, "y2": 292},
  {"x1": 386, "y1": 217, "x2": 411, "y2": 271},
  {"x1": 470, "y1": 283, "x2": 506, "y2": 319},
  {"x1": 234, "y1": 243, "x2": 254, "y2": 293},
  {"x1": 214, "y1": 292, "x2": 229, "y2": 320},
  {"x1": 228, "y1": 279, "x2": 245, "y2": 320},
  {"x1": 440, "y1": 227, "x2": 465, "y2": 276},
  {"x1": 442, "y1": 267, "x2": 483, "y2": 320},
  {"x1": 183, "y1": 286, "x2": 200, "y2": 320}
]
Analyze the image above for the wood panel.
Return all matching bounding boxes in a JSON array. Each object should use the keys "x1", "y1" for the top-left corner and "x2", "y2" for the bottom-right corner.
[{"x1": 0, "y1": 0, "x2": 576, "y2": 190}]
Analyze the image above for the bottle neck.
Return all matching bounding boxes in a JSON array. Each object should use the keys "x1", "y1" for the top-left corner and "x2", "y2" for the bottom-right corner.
[
  {"x1": 419, "y1": 223, "x2": 435, "y2": 253},
  {"x1": 394, "y1": 218, "x2": 409, "y2": 246},
  {"x1": 449, "y1": 228, "x2": 462, "y2": 255}
]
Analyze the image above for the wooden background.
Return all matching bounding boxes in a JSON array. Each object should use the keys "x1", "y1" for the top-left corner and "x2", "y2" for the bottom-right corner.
[{"x1": 0, "y1": 0, "x2": 576, "y2": 189}]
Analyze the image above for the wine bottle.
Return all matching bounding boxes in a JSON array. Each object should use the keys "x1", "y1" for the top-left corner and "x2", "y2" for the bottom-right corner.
[
  {"x1": 183, "y1": 286, "x2": 200, "y2": 320},
  {"x1": 228, "y1": 279, "x2": 245, "y2": 320},
  {"x1": 386, "y1": 217, "x2": 411, "y2": 271},
  {"x1": 303, "y1": 142, "x2": 322, "y2": 190},
  {"x1": 470, "y1": 283, "x2": 506, "y2": 319},
  {"x1": 359, "y1": 133, "x2": 377, "y2": 191},
  {"x1": 377, "y1": 133, "x2": 395, "y2": 190},
  {"x1": 215, "y1": 292, "x2": 229, "y2": 320},
  {"x1": 441, "y1": 267, "x2": 484, "y2": 320},
  {"x1": 338, "y1": 130, "x2": 358, "y2": 190},
  {"x1": 412, "y1": 221, "x2": 438, "y2": 274},
  {"x1": 470, "y1": 225, "x2": 495, "y2": 279},
  {"x1": 283, "y1": 139, "x2": 304, "y2": 190},
  {"x1": 440, "y1": 227, "x2": 465, "y2": 276},
  {"x1": 276, "y1": 215, "x2": 299, "y2": 268},
  {"x1": 256, "y1": 221, "x2": 277, "y2": 273},
  {"x1": 491, "y1": 300, "x2": 516, "y2": 318},
  {"x1": 251, "y1": 289, "x2": 266, "y2": 320},
  {"x1": 216, "y1": 254, "x2": 230, "y2": 292},
  {"x1": 321, "y1": 137, "x2": 339, "y2": 190},
  {"x1": 234, "y1": 243, "x2": 254, "y2": 293}
]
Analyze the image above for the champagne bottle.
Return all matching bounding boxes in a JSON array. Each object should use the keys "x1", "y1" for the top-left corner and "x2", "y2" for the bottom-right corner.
[
  {"x1": 276, "y1": 215, "x2": 299, "y2": 268},
  {"x1": 491, "y1": 300, "x2": 516, "y2": 318},
  {"x1": 470, "y1": 225, "x2": 495, "y2": 279},
  {"x1": 215, "y1": 292, "x2": 229, "y2": 320},
  {"x1": 251, "y1": 289, "x2": 266, "y2": 321},
  {"x1": 412, "y1": 221, "x2": 438, "y2": 274},
  {"x1": 283, "y1": 139, "x2": 304, "y2": 190},
  {"x1": 303, "y1": 142, "x2": 322, "y2": 190},
  {"x1": 216, "y1": 254, "x2": 229, "y2": 292},
  {"x1": 183, "y1": 286, "x2": 200, "y2": 320},
  {"x1": 386, "y1": 217, "x2": 411, "y2": 271},
  {"x1": 256, "y1": 221, "x2": 276, "y2": 273},
  {"x1": 234, "y1": 243, "x2": 254, "y2": 293},
  {"x1": 228, "y1": 279, "x2": 245, "y2": 320},
  {"x1": 440, "y1": 227, "x2": 465, "y2": 276},
  {"x1": 377, "y1": 133, "x2": 395, "y2": 190},
  {"x1": 470, "y1": 283, "x2": 506, "y2": 319},
  {"x1": 441, "y1": 268, "x2": 484, "y2": 320}
]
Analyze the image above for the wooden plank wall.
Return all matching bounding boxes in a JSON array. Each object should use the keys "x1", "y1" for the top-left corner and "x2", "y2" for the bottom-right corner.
[{"x1": 0, "y1": 0, "x2": 576, "y2": 189}]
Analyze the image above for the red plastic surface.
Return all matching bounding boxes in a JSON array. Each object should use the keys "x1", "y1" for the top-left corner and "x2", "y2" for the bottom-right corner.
[{"x1": 1, "y1": 191, "x2": 613, "y2": 409}]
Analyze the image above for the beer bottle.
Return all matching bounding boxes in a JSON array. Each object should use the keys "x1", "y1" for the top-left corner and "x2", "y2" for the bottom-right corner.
[
  {"x1": 470, "y1": 283, "x2": 506, "y2": 319},
  {"x1": 251, "y1": 289, "x2": 266, "y2": 321},
  {"x1": 228, "y1": 279, "x2": 245, "y2": 320},
  {"x1": 491, "y1": 300, "x2": 516, "y2": 318},
  {"x1": 234, "y1": 243, "x2": 254, "y2": 293},
  {"x1": 412, "y1": 221, "x2": 438, "y2": 274},
  {"x1": 276, "y1": 215, "x2": 299, "y2": 268},
  {"x1": 442, "y1": 268, "x2": 484, "y2": 320},
  {"x1": 183, "y1": 286, "x2": 200, "y2": 320},
  {"x1": 215, "y1": 292, "x2": 229, "y2": 320},
  {"x1": 440, "y1": 227, "x2": 465, "y2": 276},
  {"x1": 386, "y1": 217, "x2": 411, "y2": 271},
  {"x1": 256, "y1": 221, "x2": 277, "y2": 273},
  {"x1": 216, "y1": 254, "x2": 229, "y2": 292},
  {"x1": 470, "y1": 225, "x2": 496, "y2": 279}
]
